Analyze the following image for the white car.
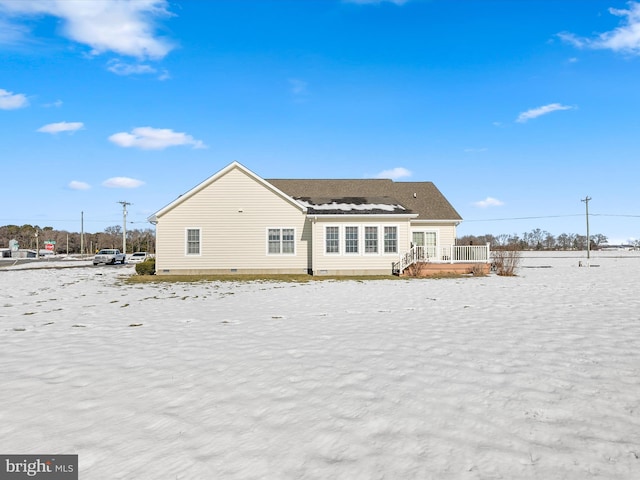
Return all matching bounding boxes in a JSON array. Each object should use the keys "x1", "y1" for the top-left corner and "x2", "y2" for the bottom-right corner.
[
  {"x1": 93, "y1": 249, "x2": 126, "y2": 265},
  {"x1": 128, "y1": 252, "x2": 151, "y2": 263}
]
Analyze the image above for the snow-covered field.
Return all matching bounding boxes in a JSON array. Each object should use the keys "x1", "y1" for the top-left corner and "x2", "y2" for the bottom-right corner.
[{"x1": 1, "y1": 252, "x2": 639, "y2": 479}]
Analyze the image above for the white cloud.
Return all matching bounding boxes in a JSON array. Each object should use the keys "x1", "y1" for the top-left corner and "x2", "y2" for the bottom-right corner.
[
  {"x1": 37, "y1": 121, "x2": 84, "y2": 134},
  {"x1": 108, "y1": 126, "x2": 207, "y2": 150},
  {"x1": 373, "y1": 167, "x2": 412, "y2": 180},
  {"x1": 107, "y1": 59, "x2": 169, "y2": 79},
  {"x1": 43, "y1": 100, "x2": 63, "y2": 108},
  {"x1": 516, "y1": 103, "x2": 573, "y2": 123},
  {"x1": 0, "y1": 17, "x2": 28, "y2": 44},
  {"x1": 288, "y1": 78, "x2": 308, "y2": 96},
  {"x1": 473, "y1": 197, "x2": 504, "y2": 208},
  {"x1": 559, "y1": 2, "x2": 640, "y2": 55},
  {"x1": 102, "y1": 177, "x2": 145, "y2": 189},
  {"x1": 107, "y1": 60, "x2": 157, "y2": 76},
  {"x1": 0, "y1": 0, "x2": 174, "y2": 59},
  {"x1": 557, "y1": 32, "x2": 585, "y2": 49},
  {"x1": 68, "y1": 180, "x2": 91, "y2": 190},
  {"x1": 0, "y1": 88, "x2": 28, "y2": 109}
]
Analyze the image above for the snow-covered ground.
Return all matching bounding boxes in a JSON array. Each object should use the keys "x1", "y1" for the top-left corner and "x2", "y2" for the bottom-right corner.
[{"x1": 1, "y1": 252, "x2": 639, "y2": 479}]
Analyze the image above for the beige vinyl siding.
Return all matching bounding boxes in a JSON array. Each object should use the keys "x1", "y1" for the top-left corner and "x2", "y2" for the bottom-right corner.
[
  {"x1": 311, "y1": 217, "x2": 411, "y2": 275},
  {"x1": 435, "y1": 224, "x2": 456, "y2": 247},
  {"x1": 155, "y1": 167, "x2": 310, "y2": 274}
]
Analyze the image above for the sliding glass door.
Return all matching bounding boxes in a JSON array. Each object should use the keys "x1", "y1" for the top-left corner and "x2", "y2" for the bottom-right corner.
[{"x1": 412, "y1": 231, "x2": 437, "y2": 258}]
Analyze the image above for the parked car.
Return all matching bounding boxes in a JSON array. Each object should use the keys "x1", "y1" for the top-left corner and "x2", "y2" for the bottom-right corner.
[
  {"x1": 128, "y1": 252, "x2": 151, "y2": 264},
  {"x1": 93, "y1": 249, "x2": 126, "y2": 265}
]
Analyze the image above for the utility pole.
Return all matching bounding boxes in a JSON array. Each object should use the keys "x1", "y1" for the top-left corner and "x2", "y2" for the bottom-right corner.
[
  {"x1": 80, "y1": 211, "x2": 84, "y2": 257},
  {"x1": 581, "y1": 196, "x2": 591, "y2": 263},
  {"x1": 118, "y1": 201, "x2": 131, "y2": 255}
]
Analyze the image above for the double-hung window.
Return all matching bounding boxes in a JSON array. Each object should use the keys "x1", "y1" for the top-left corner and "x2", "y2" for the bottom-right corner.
[
  {"x1": 325, "y1": 226, "x2": 340, "y2": 254},
  {"x1": 365, "y1": 226, "x2": 378, "y2": 254},
  {"x1": 384, "y1": 226, "x2": 398, "y2": 254},
  {"x1": 267, "y1": 228, "x2": 295, "y2": 254},
  {"x1": 186, "y1": 228, "x2": 201, "y2": 255},
  {"x1": 282, "y1": 229, "x2": 295, "y2": 254},
  {"x1": 345, "y1": 226, "x2": 359, "y2": 254},
  {"x1": 268, "y1": 229, "x2": 281, "y2": 254}
]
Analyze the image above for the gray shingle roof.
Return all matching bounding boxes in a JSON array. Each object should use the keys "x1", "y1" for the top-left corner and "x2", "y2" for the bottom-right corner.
[{"x1": 267, "y1": 179, "x2": 462, "y2": 220}]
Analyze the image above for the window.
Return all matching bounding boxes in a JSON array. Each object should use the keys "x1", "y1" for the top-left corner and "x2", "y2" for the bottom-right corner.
[
  {"x1": 268, "y1": 229, "x2": 281, "y2": 254},
  {"x1": 267, "y1": 228, "x2": 295, "y2": 255},
  {"x1": 282, "y1": 229, "x2": 295, "y2": 254},
  {"x1": 365, "y1": 226, "x2": 378, "y2": 253},
  {"x1": 384, "y1": 226, "x2": 398, "y2": 254},
  {"x1": 345, "y1": 226, "x2": 359, "y2": 254},
  {"x1": 325, "y1": 226, "x2": 339, "y2": 254},
  {"x1": 186, "y1": 228, "x2": 200, "y2": 255}
]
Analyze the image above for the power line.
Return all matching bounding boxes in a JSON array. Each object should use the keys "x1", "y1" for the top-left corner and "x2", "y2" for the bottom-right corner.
[
  {"x1": 463, "y1": 213, "x2": 640, "y2": 223},
  {"x1": 463, "y1": 214, "x2": 582, "y2": 223}
]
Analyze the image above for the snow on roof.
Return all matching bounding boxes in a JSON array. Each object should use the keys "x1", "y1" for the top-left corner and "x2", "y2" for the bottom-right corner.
[
  {"x1": 294, "y1": 196, "x2": 413, "y2": 215},
  {"x1": 297, "y1": 199, "x2": 406, "y2": 212}
]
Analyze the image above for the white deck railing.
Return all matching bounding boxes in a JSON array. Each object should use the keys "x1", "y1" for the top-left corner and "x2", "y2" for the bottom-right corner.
[
  {"x1": 448, "y1": 244, "x2": 491, "y2": 262},
  {"x1": 392, "y1": 243, "x2": 490, "y2": 274}
]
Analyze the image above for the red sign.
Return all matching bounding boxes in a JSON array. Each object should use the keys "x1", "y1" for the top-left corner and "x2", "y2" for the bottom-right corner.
[{"x1": 45, "y1": 243, "x2": 54, "y2": 251}]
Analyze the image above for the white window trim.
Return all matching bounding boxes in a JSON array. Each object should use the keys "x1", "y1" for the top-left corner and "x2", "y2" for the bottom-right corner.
[
  {"x1": 266, "y1": 227, "x2": 296, "y2": 255},
  {"x1": 411, "y1": 229, "x2": 440, "y2": 242},
  {"x1": 363, "y1": 225, "x2": 380, "y2": 255},
  {"x1": 383, "y1": 224, "x2": 400, "y2": 255},
  {"x1": 324, "y1": 225, "x2": 341, "y2": 255},
  {"x1": 322, "y1": 223, "x2": 403, "y2": 256},
  {"x1": 185, "y1": 227, "x2": 202, "y2": 256},
  {"x1": 344, "y1": 225, "x2": 360, "y2": 255}
]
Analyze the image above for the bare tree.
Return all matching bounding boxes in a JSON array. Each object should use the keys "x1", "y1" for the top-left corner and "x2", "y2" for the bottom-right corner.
[
  {"x1": 573, "y1": 234, "x2": 587, "y2": 250},
  {"x1": 591, "y1": 233, "x2": 608, "y2": 248},
  {"x1": 543, "y1": 231, "x2": 555, "y2": 250}
]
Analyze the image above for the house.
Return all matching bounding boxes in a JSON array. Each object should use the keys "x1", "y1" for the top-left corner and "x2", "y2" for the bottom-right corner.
[{"x1": 148, "y1": 162, "x2": 490, "y2": 276}]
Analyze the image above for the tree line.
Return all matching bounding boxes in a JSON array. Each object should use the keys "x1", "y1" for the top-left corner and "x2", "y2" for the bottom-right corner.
[
  {"x1": 0, "y1": 224, "x2": 155, "y2": 255},
  {"x1": 2, "y1": 224, "x2": 634, "y2": 255},
  {"x1": 457, "y1": 228, "x2": 631, "y2": 250}
]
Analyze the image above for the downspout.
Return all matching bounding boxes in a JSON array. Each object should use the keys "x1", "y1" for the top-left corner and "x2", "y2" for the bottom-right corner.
[{"x1": 311, "y1": 216, "x2": 317, "y2": 275}]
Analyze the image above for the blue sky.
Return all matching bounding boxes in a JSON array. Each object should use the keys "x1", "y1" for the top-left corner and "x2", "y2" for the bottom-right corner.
[{"x1": 2, "y1": 0, "x2": 640, "y2": 243}]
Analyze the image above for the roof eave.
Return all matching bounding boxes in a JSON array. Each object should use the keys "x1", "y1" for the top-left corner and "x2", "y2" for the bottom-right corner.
[
  {"x1": 412, "y1": 218, "x2": 462, "y2": 224},
  {"x1": 310, "y1": 213, "x2": 419, "y2": 219}
]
